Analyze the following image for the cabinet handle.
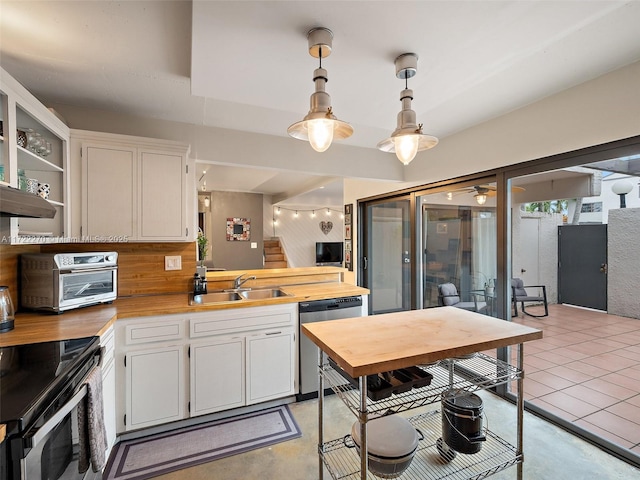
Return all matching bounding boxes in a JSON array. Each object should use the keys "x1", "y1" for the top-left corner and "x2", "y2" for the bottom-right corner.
[{"x1": 265, "y1": 331, "x2": 282, "y2": 335}]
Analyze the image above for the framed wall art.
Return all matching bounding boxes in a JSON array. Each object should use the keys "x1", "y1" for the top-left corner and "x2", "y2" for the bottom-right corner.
[
  {"x1": 226, "y1": 217, "x2": 251, "y2": 241},
  {"x1": 344, "y1": 203, "x2": 353, "y2": 271}
]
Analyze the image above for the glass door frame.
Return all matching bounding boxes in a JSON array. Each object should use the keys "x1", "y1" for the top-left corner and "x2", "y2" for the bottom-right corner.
[
  {"x1": 414, "y1": 176, "x2": 500, "y2": 312},
  {"x1": 359, "y1": 193, "x2": 416, "y2": 314}
]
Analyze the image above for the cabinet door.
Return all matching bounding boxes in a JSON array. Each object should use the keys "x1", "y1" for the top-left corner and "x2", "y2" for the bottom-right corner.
[
  {"x1": 246, "y1": 329, "x2": 296, "y2": 405},
  {"x1": 190, "y1": 337, "x2": 245, "y2": 416},
  {"x1": 139, "y1": 150, "x2": 185, "y2": 240},
  {"x1": 83, "y1": 144, "x2": 136, "y2": 238},
  {"x1": 124, "y1": 345, "x2": 185, "y2": 430}
]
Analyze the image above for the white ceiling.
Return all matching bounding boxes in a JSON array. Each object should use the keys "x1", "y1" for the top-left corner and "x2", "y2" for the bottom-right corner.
[{"x1": 2, "y1": 1, "x2": 640, "y2": 205}]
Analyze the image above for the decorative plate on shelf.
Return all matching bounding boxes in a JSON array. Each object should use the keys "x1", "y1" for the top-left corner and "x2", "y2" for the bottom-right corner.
[{"x1": 17, "y1": 129, "x2": 27, "y2": 148}]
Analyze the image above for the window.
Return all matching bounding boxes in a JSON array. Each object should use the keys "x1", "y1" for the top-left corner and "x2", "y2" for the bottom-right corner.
[{"x1": 580, "y1": 202, "x2": 602, "y2": 213}]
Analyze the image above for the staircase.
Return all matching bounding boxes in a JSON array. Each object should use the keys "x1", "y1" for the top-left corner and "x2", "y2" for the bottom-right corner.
[{"x1": 264, "y1": 238, "x2": 288, "y2": 268}]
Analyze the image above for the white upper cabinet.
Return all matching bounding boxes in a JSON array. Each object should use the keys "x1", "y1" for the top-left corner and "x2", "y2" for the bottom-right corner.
[
  {"x1": 1, "y1": 67, "x2": 71, "y2": 244},
  {"x1": 72, "y1": 130, "x2": 194, "y2": 242},
  {"x1": 83, "y1": 144, "x2": 136, "y2": 239}
]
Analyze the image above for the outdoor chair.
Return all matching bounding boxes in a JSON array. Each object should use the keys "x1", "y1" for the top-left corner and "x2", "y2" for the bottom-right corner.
[
  {"x1": 437, "y1": 283, "x2": 487, "y2": 314},
  {"x1": 511, "y1": 278, "x2": 548, "y2": 318}
]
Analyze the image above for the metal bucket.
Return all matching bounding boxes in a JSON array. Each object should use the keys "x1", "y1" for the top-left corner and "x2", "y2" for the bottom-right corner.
[{"x1": 441, "y1": 388, "x2": 486, "y2": 454}]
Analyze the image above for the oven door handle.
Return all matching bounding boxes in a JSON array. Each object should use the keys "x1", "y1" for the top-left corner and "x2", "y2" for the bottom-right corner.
[
  {"x1": 60, "y1": 265, "x2": 117, "y2": 274},
  {"x1": 27, "y1": 384, "x2": 87, "y2": 448}
]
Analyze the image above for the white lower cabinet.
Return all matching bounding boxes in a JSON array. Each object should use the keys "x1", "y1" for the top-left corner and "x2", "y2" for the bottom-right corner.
[
  {"x1": 124, "y1": 345, "x2": 185, "y2": 430},
  {"x1": 190, "y1": 337, "x2": 245, "y2": 416},
  {"x1": 115, "y1": 304, "x2": 298, "y2": 432},
  {"x1": 246, "y1": 328, "x2": 296, "y2": 404}
]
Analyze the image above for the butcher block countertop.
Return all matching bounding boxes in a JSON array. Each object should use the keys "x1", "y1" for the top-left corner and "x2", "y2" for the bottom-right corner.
[
  {"x1": 0, "y1": 280, "x2": 368, "y2": 347},
  {"x1": 302, "y1": 306, "x2": 542, "y2": 377}
]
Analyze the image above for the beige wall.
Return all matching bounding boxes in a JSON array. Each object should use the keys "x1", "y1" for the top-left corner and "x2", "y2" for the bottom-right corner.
[{"x1": 207, "y1": 191, "x2": 264, "y2": 270}]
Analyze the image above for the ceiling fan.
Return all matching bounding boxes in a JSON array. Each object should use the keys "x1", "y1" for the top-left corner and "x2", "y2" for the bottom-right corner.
[{"x1": 444, "y1": 185, "x2": 525, "y2": 205}]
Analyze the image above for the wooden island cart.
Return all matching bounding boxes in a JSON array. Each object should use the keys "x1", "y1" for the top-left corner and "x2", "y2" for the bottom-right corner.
[{"x1": 302, "y1": 306, "x2": 542, "y2": 480}]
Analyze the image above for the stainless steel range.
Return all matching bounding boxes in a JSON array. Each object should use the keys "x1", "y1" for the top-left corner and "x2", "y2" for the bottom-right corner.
[{"x1": 0, "y1": 336, "x2": 101, "y2": 480}]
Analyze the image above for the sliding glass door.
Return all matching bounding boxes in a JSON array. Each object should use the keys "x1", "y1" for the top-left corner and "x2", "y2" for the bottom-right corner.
[
  {"x1": 361, "y1": 196, "x2": 413, "y2": 314},
  {"x1": 417, "y1": 183, "x2": 498, "y2": 315}
]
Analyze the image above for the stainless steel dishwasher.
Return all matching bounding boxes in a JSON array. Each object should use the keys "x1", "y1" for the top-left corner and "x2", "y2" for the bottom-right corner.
[{"x1": 298, "y1": 296, "x2": 365, "y2": 400}]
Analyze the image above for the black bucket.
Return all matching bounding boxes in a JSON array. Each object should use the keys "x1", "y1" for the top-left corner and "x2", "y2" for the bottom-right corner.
[{"x1": 441, "y1": 388, "x2": 486, "y2": 454}]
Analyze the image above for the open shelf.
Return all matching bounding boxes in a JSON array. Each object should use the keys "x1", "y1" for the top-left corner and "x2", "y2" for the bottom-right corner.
[
  {"x1": 323, "y1": 354, "x2": 521, "y2": 420},
  {"x1": 321, "y1": 410, "x2": 521, "y2": 480},
  {"x1": 17, "y1": 145, "x2": 63, "y2": 172}
]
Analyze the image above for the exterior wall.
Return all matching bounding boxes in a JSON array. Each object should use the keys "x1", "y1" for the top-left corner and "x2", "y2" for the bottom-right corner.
[
  {"x1": 607, "y1": 208, "x2": 640, "y2": 319},
  {"x1": 580, "y1": 173, "x2": 640, "y2": 224}
]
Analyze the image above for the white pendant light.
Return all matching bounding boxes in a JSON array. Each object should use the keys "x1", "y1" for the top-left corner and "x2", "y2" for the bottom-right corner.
[
  {"x1": 377, "y1": 53, "x2": 438, "y2": 165},
  {"x1": 287, "y1": 28, "x2": 353, "y2": 152}
]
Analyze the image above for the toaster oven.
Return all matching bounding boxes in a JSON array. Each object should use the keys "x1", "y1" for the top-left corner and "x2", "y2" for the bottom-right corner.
[{"x1": 20, "y1": 252, "x2": 118, "y2": 313}]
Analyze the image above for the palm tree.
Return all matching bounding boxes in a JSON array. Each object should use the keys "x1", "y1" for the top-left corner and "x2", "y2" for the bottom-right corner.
[{"x1": 525, "y1": 200, "x2": 568, "y2": 214}]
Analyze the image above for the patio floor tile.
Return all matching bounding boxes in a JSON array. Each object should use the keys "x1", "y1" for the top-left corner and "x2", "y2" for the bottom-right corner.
[
  {"x1": 536, "y1": 391, "x2": 601, "y2": 418},
  {"x1": 578, "y1": 410, "x2": 640, "y2": 444},
  {"x1": 509, "y1": 304, "x2": 639, "y2": 459},
  {"x1": 527, "y1": 370, "x2": 575, "y2": 390},
  {"x1": 546, "y1": 365, "x2": 594, "y2": 383},
  {"x1": 573, "y1": 420, "x2": 635, "y2": 449},
  {"x1": 580, "y1": 378, "x2": 637, "y2": 401},
  {"x1": 562, "y1": 384, "x2": 620, "y2": 409}
]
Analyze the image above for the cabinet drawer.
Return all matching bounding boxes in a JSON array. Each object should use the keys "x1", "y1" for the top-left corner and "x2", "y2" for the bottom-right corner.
[
  {"x1": 190, "y1": 305, "x2": 296, "y2": 338},
  {"x1": 125, "y1": 320, "x2": 183, "y2": 345}
]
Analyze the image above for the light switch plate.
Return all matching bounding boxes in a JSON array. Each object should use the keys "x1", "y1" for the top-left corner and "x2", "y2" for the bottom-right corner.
[
  {"x1": 251, "y1": 242, "x2": 257, "y2": 249},
  {"x1": 165, "y1": 255, "x2": 182, "y2": 271}
]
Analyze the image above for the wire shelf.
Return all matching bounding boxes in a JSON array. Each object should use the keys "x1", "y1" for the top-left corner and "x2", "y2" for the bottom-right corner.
[
  {"x1": 321, "y1": 410, "x2": 521, "y2": 480},
  {"x1": 322, "y1": 353, "x2": 521, "y2": 419}
]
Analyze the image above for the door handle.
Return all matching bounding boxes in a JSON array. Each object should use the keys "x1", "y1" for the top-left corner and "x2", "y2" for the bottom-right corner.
[
  {"x1": 363, "y1": 256, "x2": 368, "y2": 270},
  {"x1": 520, "y1": 268, "x2": 526, "y2": 274},
  {"x1": 600, "y1": 263, "x2": 607, "y2": 273}
]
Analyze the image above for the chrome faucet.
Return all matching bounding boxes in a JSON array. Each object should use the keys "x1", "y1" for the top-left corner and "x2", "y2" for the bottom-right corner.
[{"x1": 233, "y1": 273, "x2": 256, "y2": 290}]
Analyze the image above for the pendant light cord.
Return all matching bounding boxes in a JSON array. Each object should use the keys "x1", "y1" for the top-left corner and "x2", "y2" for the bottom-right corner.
[{"x1": 319, "y1": 46, "x2": 323, "y2": 69}]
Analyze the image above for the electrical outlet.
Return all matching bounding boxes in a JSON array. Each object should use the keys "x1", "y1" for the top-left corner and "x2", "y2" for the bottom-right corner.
[{"x1": 165, "y1": 255, "x2": 182, "y2": 271}]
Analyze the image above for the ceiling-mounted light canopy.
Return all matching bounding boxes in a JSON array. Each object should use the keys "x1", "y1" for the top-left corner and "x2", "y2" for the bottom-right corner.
[
  {"x1": 287, "y1": 27, "x2": 353, "y2": 152},
  {"x1": 377, "y1": 53, "x2": 438, "y2": 165}
]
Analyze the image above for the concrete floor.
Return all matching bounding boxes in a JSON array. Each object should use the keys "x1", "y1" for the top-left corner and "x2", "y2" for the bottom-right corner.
[{"x1": 151, "y1": 391, "x2": 640, "y2": 480}]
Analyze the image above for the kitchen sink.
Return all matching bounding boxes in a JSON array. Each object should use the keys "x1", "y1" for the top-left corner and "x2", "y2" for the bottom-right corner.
[
  {"x1": 189, "y1": 287, "x2": 291, "y2": 305},
  {"x1": 190, "y1": 291, "x2": 242, "y2": 305},
  {"x1": 239, "y1": 288, "x2": 291, "y2": 300}
]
